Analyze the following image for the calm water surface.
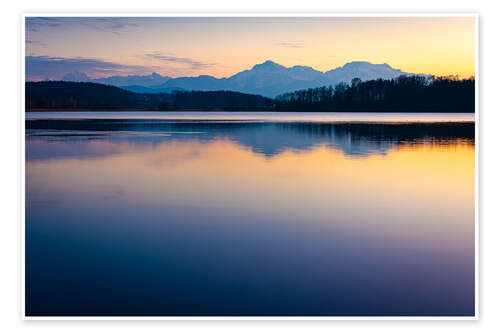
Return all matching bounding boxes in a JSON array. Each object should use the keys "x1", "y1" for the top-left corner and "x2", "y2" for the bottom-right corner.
[{"x1": 25, "y1": 112, "x2": 475, "y2": 316}]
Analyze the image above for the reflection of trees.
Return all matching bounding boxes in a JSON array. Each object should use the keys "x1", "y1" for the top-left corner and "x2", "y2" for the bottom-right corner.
[
  {"x1": 275, "y1": 122, "x2": 474, "y2": 157},
  {"x1": 278, "y1": 122, "x2": 474, "y2": 144},
  {"x1": 26, "y1": 119, "x2": 474, "y2": 158}
]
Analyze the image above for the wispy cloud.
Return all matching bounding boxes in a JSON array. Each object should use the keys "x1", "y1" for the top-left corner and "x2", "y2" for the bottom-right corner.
[
  {"x1": 274, "y1": 41, "x2": 304, "y2": 48},
  {"x1": 25, "y1": 55, "x2": 159, "y2": 81},
  {"x1": 25, "y1": 17, "x2": 139, "y2": 35},
  {"x1": 77, "y1": 18, "x2": 139, "y2": 35},
  {"x1": 26, "y1": 17, "x2": 62, "y2": 32},
  {"x1": 25, "y1": 39, "x2": 46, "y2": 47},
  {"x1": 143, "y1": 51, "x2": 217, "y2": 70}
]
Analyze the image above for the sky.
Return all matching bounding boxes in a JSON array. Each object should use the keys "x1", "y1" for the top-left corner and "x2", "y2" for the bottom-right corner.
[{"x1": 25, "y1": 16, "x2": 476, "y2": 81}]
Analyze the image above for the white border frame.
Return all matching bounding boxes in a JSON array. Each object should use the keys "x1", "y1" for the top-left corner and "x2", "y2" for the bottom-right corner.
[{"x1": 20, "y1": 12, "x2": 479, "y2": 321}]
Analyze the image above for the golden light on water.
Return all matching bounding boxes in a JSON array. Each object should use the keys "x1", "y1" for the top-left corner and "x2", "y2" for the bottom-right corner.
[{"x1": 27, "y1": 138, "x2": 474, "y2": 254}]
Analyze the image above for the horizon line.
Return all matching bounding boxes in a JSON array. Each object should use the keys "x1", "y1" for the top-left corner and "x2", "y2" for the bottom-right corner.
[{"x1": 25, "y1": 57, "x2": 474, "y2": 82}]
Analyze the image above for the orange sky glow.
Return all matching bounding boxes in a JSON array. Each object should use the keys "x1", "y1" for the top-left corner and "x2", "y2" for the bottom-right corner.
[{"x1": 25, "y1": 16, "x2": 476, "y2": 80}]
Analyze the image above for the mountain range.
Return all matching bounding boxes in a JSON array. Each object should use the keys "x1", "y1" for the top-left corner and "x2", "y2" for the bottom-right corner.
[
  {"x1": 58, "y1": 60, "x2": 427, "y2": 98},
  {"x1": 61, "y1": 71, "x2": 171, "y2": 87}
]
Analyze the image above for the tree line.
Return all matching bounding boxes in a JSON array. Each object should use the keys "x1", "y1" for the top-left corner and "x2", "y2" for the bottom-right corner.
[
  {"x1": 275, "y1": 75, "x2": 474, "y2": 112},
  {"x1": 26, "y1": 76, "x2": 475, "y2": 112},
  {"x1": 26, "y1": 81, "x2": 274, "y2": 111}
]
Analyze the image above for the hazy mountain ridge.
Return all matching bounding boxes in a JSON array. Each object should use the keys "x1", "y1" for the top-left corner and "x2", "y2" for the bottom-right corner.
[
  {"x1": 58, "y1": 60, "x2": 427, "y2": 98},
  {"x1": 119, "y1": 85, "x2": 186, "y2": 94},
  {"x1": 325, "y1": 61, "x2": 407, "y2": 81},
  {"x1": 61, "y1": 72, "x2": 171, "y2": 88}
]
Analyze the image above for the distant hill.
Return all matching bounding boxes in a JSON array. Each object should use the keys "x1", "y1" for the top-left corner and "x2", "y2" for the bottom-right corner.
[
  {"x1": 119, "y1": 85, "x2": 186, "y2": 94},
  {"x1": 147, "y1": 60, "x2": 425, "y2": 98},
  {"x1": 56, "y1": 60, "x2": 427, "y2": 98},
  {"x1": 61, "y1": 72, "x2": 171, "y2": 87},
  {"x1": 26, "y1": 76, "x2": 475, "y2": 113},
  {"x1": 325, "y1": 61, "x2": 408, "y2": 82},
  {"x1": 25, "y1": 81, "x2": 274, "y2": 111},
  {"x1": 26, "y1": 81, "x2": 138, "y2": 109}
]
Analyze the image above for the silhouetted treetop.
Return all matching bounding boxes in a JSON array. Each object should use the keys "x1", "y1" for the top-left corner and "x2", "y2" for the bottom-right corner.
[
  {"x1": 26, "y1": 76, "x2": 475, "y2": 113},
  {"x1": 275, "y1": 75, "x2": 474, "y2": 113},
  {"x1": 26, "y1": 81, "x2": 274, "y2": 111}
]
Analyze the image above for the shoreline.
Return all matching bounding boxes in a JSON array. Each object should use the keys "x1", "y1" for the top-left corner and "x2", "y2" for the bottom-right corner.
[
  {"x1": 25, "y1": 109, "x2": 476, "y2": 113},
  {"x1": 24, "y1": 111, "x2": 476, "y2": 124}
]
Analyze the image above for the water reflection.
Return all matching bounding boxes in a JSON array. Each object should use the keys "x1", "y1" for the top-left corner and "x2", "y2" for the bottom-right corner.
[
  {"x1": 25, "y1": 118, "x2": 475, "y2": 316},
  {"x1": 26, "y1": 119, "x2": 474, "y2": 159}
]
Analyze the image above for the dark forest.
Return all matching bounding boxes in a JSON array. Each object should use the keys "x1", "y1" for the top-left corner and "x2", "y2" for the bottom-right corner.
[
  {"x1": 275, "y1": 76, "x2": 474, "y2": 112},
  {"x1": 26, "y1": 76, "x2": 475, "y2": 112}
]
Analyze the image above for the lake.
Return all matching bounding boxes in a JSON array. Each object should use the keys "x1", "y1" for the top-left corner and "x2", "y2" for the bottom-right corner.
[{"x1": 25, "y1": 112, "x2": 475, "y2": 316}]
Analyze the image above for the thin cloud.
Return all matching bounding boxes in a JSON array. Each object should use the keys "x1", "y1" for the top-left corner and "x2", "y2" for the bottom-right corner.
[
  {"x1": 143, "y1": 51, "x2": 217, "y2": 70},
  {"x1": 25, "y1": 40, "x2": 46, "y2": 47},
  {"x1": 25, "y1": 17, "x2": 139, "y2": 35},
  {"x1": 26, "y1": 17, "x2": 62, "y2": 32},
  {"x1": 275, "y1": 41, "x2": 304, "y2": 48},
  {"x1": 25, "y1": 55, "x2": 159, "y2": 81},
  {"x1": 78, "y1": 18, "x2": 140, "y2": 35}
]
